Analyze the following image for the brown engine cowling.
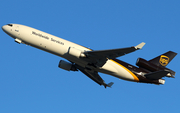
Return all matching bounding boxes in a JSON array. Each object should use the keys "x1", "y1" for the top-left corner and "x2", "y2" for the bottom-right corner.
[{"x1": 136, "y1": 58, "x2": 175, "y2": 77}]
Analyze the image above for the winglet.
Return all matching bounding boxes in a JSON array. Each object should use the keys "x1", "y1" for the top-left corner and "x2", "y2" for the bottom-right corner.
[
  {"x1": 135, "y1": 42, "x2": 146, "y2": 49},
  {"x1": 107, "y1": 82, "x2": 114, "y2": 87},
  {"x1": 104, "y1": 82, "x2": 114, "y2": 88}
]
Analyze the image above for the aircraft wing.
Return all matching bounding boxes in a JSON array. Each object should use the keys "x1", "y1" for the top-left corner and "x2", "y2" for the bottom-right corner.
[
  {"x1": 145, "y1": 70, "x2": 169, "y2": 80},
  {"x1": 76, "y1": 65, "x2": 113, "y2": 88},
  {"x1": 83, "y1": 42, "x2": 145, "y2": 67}
]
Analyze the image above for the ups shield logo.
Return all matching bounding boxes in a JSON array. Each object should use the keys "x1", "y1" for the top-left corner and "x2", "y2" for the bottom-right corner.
[{"x1": 159, "y1": 55, "x2": 169, "y2": 66}]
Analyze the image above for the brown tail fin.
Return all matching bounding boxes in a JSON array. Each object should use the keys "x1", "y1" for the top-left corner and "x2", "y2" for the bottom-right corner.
[{"x1": 149, "y1": 51, "x2": 177, "y2": 67}]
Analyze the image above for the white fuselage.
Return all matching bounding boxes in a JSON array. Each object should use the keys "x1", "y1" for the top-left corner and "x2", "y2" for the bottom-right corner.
[{"x1": 2, "y1": 24, "x2": 139, "y2": 82}]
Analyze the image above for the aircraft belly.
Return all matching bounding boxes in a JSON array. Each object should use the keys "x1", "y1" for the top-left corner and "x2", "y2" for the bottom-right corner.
[{"x1": 100, "y1": 60, "x2": 137, "y2": 81}]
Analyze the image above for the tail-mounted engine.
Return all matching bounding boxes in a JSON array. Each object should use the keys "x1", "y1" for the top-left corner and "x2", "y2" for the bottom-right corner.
[
  {"x1": 136, "y1": 58, "x2": 175, "y2": 77},
  {"x1": 136, "y1": 58, "x2": 163, "y2": 72},
  {"x1": 58, "y1": 60, "x2": 78, "y2": 71}
]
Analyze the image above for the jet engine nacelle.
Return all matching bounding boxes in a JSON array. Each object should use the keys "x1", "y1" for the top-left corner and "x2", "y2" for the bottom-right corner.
[
  {"x1": 136, "y1": 58, "x2": 175, "y2": 77},
  {"x1": 136, "y1": 58, "x2": 163, "y2": 72},
  {"x1": 68, "y1": 47, "x2": 86, "y2": 58},
  {"x1": 58, "y1": 60, "x2": 77, "y2": 71}
]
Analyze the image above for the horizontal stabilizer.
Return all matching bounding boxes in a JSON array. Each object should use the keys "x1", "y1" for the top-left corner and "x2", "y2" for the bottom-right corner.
[{"x1": 145, "y1": 70, "x2": 169, "y2": 80}]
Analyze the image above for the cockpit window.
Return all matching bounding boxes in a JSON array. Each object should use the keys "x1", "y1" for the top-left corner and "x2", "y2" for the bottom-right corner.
[{"x1": 7, "y1": 24, "x2": 13, "y2": 27}]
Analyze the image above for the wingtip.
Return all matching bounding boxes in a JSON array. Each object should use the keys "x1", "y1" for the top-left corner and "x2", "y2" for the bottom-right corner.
[
  {"x1": 107, "y1": 82, "x2": 114, "y2": 87},
  {"x1": 105, "y1": 82, "x2": 114, "y2": 88},
  {"x1": 135, "y1": 42, "x2": 146, "y2": 49}
]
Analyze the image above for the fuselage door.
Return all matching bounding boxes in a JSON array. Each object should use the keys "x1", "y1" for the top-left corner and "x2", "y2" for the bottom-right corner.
[{"x1": 15, "y1": 26, "x2": 20, "y2": 35}]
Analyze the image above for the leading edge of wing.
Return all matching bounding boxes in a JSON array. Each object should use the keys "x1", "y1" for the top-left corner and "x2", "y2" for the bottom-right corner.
[{"x1": 84, "y1": 42, "x2": 146, "y2": 59}]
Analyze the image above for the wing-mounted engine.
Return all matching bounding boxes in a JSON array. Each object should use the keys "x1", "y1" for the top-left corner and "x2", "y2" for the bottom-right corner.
[
  {"x1": 58, "y1": 60, "x2": 78, "y2": 71},
  {"x1": 68, "y1": 47, "x2": 86, "y2": 58}
]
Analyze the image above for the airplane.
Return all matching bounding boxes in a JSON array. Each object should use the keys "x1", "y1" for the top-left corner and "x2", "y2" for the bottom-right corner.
[{"x1": 2, "y1": 23, "x2": 177, "y2": 88}]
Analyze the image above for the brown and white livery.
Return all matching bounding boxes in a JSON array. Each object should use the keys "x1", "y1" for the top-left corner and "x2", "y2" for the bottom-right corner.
[{"x1": 2, "y1": 24, "x2": 177, "y2": 88}]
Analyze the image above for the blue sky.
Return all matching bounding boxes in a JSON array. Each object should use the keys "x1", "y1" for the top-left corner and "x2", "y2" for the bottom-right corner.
[{"x1": 0, "y1": 0, "x2": 179, "y2": 113}]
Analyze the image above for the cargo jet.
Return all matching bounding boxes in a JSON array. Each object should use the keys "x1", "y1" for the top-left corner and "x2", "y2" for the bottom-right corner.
[{"x1": 2, "y1": 24, "x2": 177, "y2": 88}]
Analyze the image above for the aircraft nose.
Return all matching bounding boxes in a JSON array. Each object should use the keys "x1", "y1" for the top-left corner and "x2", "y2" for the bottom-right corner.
[
  {"x1": 2, "y1": 25, "x2": 8, "y2": 32},
  {"x1": 2, "y1": 25, "x2": 11, "y2": 33},
  {"x1": 2, "y1": 24, "x2": 13, "y2": 34}
]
